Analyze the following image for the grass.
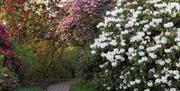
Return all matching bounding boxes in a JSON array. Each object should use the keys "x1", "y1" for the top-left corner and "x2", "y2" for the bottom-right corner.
[
  {"x1": 70, "y1": 84, "x2": 98, "y2": 91},
  {"x1": 16, "y1": 86, "x2": 43, "y2": 91}
]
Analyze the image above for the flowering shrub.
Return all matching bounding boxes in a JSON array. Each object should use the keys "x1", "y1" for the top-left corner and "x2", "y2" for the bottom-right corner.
[
  {"x1": 0, "y1": 0, "x2": 66, "y2": 43},
  {"x1": 57, "y1": 0, "x2": 115, "y2": 42},
  {"x1": 90, "y1": 0, "x2": 180, "y2": 91},
  {"x1": 0, "y1": 23, "x2": 19, "y2": 90},
  {"x1": 0, "y1": 55, "x2": 17, "y2": 91}
]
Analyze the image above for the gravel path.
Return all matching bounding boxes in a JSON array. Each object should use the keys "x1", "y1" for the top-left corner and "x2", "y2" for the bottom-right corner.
[{"x1": 45, "y1": 81, "x2": 73, "y2": 91}]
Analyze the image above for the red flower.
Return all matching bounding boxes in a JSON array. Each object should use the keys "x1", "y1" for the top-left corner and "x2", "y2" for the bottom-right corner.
[
  {"x1": 2, "y1": 30, "x2": 8, "y2": 35},
  {"x1": 4, "y1": 40, "x2": 10, "y2": 47},
  {"x1": 12, "y1": 7, "x2": 17, "y2": 11}
]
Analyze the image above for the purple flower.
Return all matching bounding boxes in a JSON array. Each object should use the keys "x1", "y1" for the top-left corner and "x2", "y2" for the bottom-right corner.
[{"x1": 59, "y1": 15, "x2": 80, "y2": 31}]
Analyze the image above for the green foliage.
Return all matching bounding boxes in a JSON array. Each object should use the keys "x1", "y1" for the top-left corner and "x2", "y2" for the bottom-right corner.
[
  {"x1": 70, "y1": 84, "x2": 98, "y2": 91},
  {"x1": 16, "y1": 86, "x2": 43, "y2": 91},
  {"x1": 60, "y1": 46, "x2": 83, "y2": 76},
  {"x1": 0, "y1": 55, "x2": 18, "y2": 90},
  {"x1": 77, "y1": 47, "x2": 105, "y2": 89},
  {"x1": 48, "y1": 63, "x2": 72, "y2": 79},
  {"x1": 47, "y1": 46, "x2": 84, "y2": 79},
  {"x1": 13, "y1": 43, "x2": 41, "y2": 79},
  {"x1": 13, "y1": 43, "x2": 39, "y2": 66}
]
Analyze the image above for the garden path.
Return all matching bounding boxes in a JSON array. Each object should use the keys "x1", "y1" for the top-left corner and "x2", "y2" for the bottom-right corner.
[{"x1": 45, "y1": 80, "x2": 78, "y2": 91}]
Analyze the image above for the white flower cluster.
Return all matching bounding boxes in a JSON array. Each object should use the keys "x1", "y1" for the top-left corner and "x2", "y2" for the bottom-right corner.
[
  {"x1": 29, "y1": 0, "x2": 47, "y2": 4},
  {"x1": 29, "y1": 0, "x2": 73, "y2": 4},
  {"x1": 26, "y1": 0, "x2": 74, "y2": 17},
  {"x1": 90, "y1": 0, "x2": 180, "y2": 90}
]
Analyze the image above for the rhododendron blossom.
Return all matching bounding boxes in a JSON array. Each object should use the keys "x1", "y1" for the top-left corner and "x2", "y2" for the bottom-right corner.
[
  {"x1": 90, "y1": 0, "x2": 180, "y2": 90},
  {"x1": 56, "y1": 0, "x2": 115, "y2": 41},
  {"x1": 0, "y1": 23, "x2": 20, "y2": 90}
]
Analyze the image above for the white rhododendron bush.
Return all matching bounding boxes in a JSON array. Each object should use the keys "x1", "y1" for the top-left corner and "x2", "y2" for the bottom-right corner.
[{"x1": 90, "y1": 0, "x2": 180, "y2": 91}]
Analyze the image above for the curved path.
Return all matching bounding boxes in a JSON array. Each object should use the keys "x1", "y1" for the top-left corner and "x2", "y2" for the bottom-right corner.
[{"x1": 45, "y1": 80, "x2": 77, "y2": 91}]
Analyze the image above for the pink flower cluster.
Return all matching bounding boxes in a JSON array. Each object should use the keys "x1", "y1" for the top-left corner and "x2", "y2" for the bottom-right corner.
[
  {"x1": 69, "y1": 0, "x2": 98, "y2": 14},
  {"x1": 59, "y1": 15, "x2": 80, "y2": 32},
  {"x1": 58, "y1": 0, "x2": 99, "y2": 32},
  {"x1": 57, "y1": 0, "x2": 115, "y2": 41}
]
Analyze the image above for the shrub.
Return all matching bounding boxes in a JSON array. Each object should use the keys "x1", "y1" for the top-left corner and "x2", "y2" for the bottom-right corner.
[
  {"x1": 0, "y1": 23, "x2": 19, "y2": 90},
  {"x1": 90, "y1": 0, "x2": 180, "y2": 91},
  {"x1": 0, "y1": 55, "x2": 18, "y2": 91},
  {"x1": 70, "y1": 84, "x2": 98, "y2": 91},
  {"x1": 16, "y1": 86, "x2": 43, "y2": 91},
  {"x1": 13, "y1": 43, "x2": 41, "y2": 80},
  {"x1": 78, "y1": 48, "x2": 102, "y2": 82},
  {"x1": 47, "y1": 46, "x2": 84, "y2": 79},
  {"x1": 56, "y1": 0, "x2": 115, "y2": 43}
]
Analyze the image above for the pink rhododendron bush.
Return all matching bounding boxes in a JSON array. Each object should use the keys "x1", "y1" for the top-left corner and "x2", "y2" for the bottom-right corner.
[
  {"x1": 57, "y1": 0, "x2": 115, "y2": 43},
  {"x1": 90, "y1": 0, "x2": 180, "y2": 90}
]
